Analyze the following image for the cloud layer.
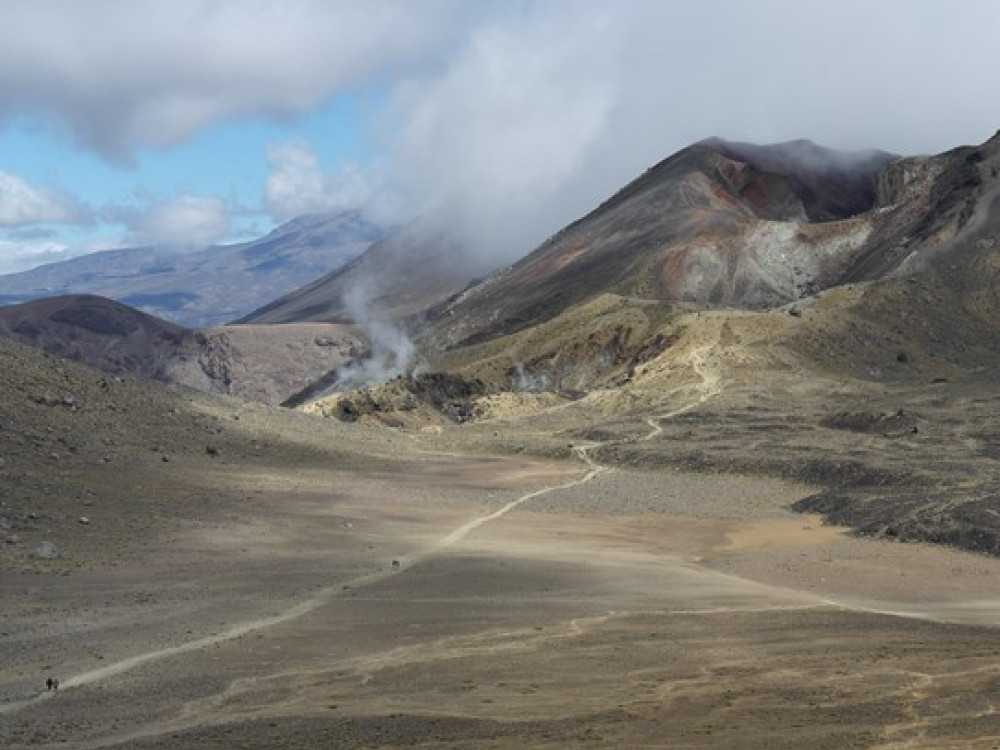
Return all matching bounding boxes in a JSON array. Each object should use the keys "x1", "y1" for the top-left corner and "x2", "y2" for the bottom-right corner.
[
  {"x1": 265, "y1": 140, "x2": 377, "y2": 221},
  {"x1": 4, "y1": 1, "x2": 1000, "y2": 272},
  {"x1": 123, "y1": 194, "x2": 231, "y2": 248},
  {"x1": 0, "y1": 171, "x2": 88, "y2": 227},
  {"x1": 378, "y1": 0, "x2": 1000, "y2": 262},
  {"x1": 0, "y1": 0, "x2": 474, "y2": 162}
]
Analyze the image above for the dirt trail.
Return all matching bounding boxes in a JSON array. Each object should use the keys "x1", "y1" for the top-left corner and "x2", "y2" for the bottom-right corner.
[
  {"x1": 0, "y1": 342, "x2": 720, "y2": 719},
  {"x1": 434, "y1": 456, "x2": 606, "y2": 550},
  {"x1": 1, "y1": 438, "x2": 609, "y2": 719},
  {"x1": 642, "y1": 342, "x2": 721, "y2": 440},
  {"x1": 10, "y1": 332, "x2": 1000, "y2": 749},
  {"x1": 15, "y1": 328, "x2": 999, "y2": 723},
  {"x1": 0, "y1": 567, "x2": 390, "y2": 717}
]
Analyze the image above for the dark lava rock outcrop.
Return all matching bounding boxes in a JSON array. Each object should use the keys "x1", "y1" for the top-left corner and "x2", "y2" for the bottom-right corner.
[{"x1": 322, "y1": 373, "x2": 492, "y2": 425}]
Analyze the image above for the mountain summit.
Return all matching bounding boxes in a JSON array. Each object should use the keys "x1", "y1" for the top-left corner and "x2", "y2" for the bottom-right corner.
[{"x1": 425, "y1": 138, "x2": 903, "y2": 350}]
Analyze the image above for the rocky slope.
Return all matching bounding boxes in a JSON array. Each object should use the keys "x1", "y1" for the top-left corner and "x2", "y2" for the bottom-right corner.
[
  {"x1": 423, "y1": 138, "x2": 914, "y2": 351},
  {"x1": 0, "y1": 211, "x2": 382, "y2": 327},
  {"x1": 306, "y1": 131, "x2": 1000, "y2": 559},
  {"x1": 238, "y1": 219, "x2": 479, "y2": 326},
  {"x1": 0, "y1": 330, "x2": 397, "y2": 578},
  {"x1": 0, "y1": 295, "x2": 362, "y2": 405}
]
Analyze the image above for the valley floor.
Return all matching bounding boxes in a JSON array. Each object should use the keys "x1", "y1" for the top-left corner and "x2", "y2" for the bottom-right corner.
[{"x1": 5, "y1": 413, "x2": 1000, "y2": 750}]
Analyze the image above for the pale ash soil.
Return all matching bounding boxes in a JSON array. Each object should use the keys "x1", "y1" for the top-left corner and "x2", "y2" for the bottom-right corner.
[
  {"x1": 6, "y1": 333, "x2": 1000, "y2": 748},
  {"x1": 6, "y1": 406, "x2": 1000, "y2": 749}
]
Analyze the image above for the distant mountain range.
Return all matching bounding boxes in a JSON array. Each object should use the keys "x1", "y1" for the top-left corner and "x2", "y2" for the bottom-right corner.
[{"x1": 0, "y1": 211, "x2": 384, "y2": 327}]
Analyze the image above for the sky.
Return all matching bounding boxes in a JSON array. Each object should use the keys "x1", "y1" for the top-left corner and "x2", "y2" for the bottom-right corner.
[{"x1": 1, "y1": 0, "x2": 999, "y2": 275}]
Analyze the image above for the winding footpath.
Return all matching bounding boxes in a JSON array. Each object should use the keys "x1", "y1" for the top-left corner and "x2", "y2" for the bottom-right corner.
[
  {"x1": 0, "y1": 388, "x2": 666, "y2": 717},
  {"x1": 11, "y1": 340, "x2": 998, "y2": 725},
  {"x1": 2, "y1": 458, "x2": 607, "y2": 716},
  {"x1": 0, "y1": 341, "x2": 728, "y2": 717}
]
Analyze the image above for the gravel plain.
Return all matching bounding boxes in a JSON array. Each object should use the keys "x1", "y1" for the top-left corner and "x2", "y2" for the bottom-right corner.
[{"x1": 6, "y1": 334, "x2": 1000, "y2": 749}]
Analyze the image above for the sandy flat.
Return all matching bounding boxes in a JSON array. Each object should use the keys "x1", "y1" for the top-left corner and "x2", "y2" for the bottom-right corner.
[{"x1": 5, "y1": 441, "x2": 1000, "y2": 750}]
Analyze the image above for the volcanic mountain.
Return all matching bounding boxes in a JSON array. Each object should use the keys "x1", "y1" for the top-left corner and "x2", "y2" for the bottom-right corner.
[
  {"x1": 356, "y1": 131, "x2": 998, "y2": 410},
  {"x1": 306, "y1": 130, "x2": 1000, "y2": 559},
  {"x1": 0, "y1": 211, "x2": 382, "y2": 327},
  {"x1": 424, "y1": 138, "x2": 913, "y2": 351},
  {"x1": 13, "y1": 136, "x2": 1000, "y2": 749},
  {"x1": 7, "y1": 132, "x2": 1000, "y2": 562}
]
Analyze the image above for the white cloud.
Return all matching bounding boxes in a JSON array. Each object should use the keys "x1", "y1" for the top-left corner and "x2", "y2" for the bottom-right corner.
[
  {"x1": 6, "y1": 0, "x2": 1000, "y2": 271},
  {"x1": 374, "y1": 0, "x2": 1000, "y2": 264},
  {"x1": 0, "y1": 0, "x2": 480, "y2": 162},
  {"x1": 0, "y1": 239, "x2": 75, "y2": 274},
  {"x1": 0, "y1": 171, "x2": 87, "y2": 227},
  {"x1": 0, "y1": 235, "x2": 130, "y2": 275},
  {"x1": 125, "y1": 194, "x2": 231, "y2": 248},
  {"x1": 265, "y1": 140, "x2": 378, "y2": 221},
  {"x1": 385, "y1": 2, "x2": 620, "y2": 263},
  {"x1": 264, "y1": 141, "x2": 327, "y2": 219}
]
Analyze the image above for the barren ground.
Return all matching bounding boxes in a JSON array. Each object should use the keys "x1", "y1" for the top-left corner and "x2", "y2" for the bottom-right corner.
[
  {"x1": 6, "y1": 380, "x2": 1000, "y2": 749},
  {"x1": 10, "y1": 131, "x2": 1000, "y2": 749},
  {"x1": 6, "y1": 310, "x2": 1000, "y2": 749}
]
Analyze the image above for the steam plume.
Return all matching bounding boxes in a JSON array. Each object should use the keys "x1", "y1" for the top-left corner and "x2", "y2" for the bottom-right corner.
[{"x1": 335, "y1": 279, "x2": 425, "y2": 388}]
